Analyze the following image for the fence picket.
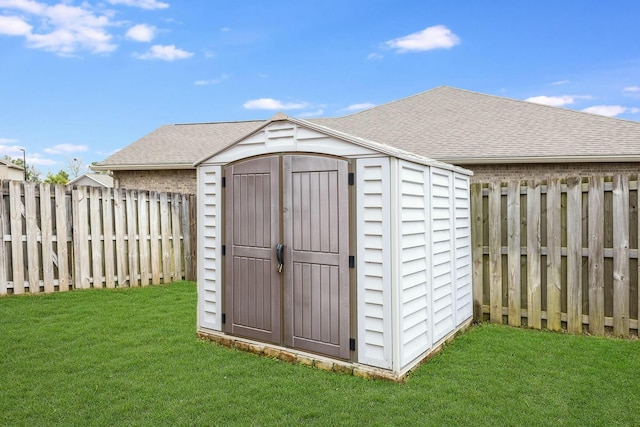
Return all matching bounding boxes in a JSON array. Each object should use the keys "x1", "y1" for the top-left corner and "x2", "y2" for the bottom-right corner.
[
  {"x1": 138, "y1": 191, "x2": 150, "y2": 286},
  {"x1": 181, "y1": 194, "x2": 193, "y2": 281},
  {"x1": 612, "y1": 175, "x2": 630, "y2": 337},
  {"x1": 102, "y1": 188, "x2": 115, "y2": 288},
  {"x1": 90, "y1": 187, "x2": 104, "y2": 288},
  {"x1": 24, "y1": 183, "x2": 40, "y2": 293},
  {"x1": 587, "y1": 177, "x2": 604, "y2": 335},
  {"x1": 489, "y1": 181, "x2": 502, "y2": 323},
  {"x1": 172, "y1": 194, "x2": 182, "y2": 282},
  {"x1": 546, "y1": 178, "x2": 562, "y2": 331},
  {"x1": 10, "y1": 181, "x2": 24, "y2": 294},
  {"x1": 73, "y1": 187, "x2": 91, "y2": 289},
  {"x1": 54, "y1": 185, "x2": 69, "y2": 291},
  {"x1": 507, "y1": 181, "x2": 521, "y2": 326},
  {"x1": 527, "y1": 180, "x2": 542, "y2": 329},
  {"x1": 566, "y1": 177, "x2": 583, "y2": 333},
  {"x1": 126, "y1": 190, "x2": 139, "y2": 286},
  {"x1": 160, "y1": 192, "x2": 171, "y2": 283},
  {"x1": 40, "y1": 184, "x2": 54, "y2": 293},
  {"x1": 471, "y1": 183, "x2": 484, "y2": 321},
  {"x1": 0, "y1": 182, "x2": 7, "y2": 295},
  {"x1": 113, "y1": 188, "x2": 127, "y2": 286},
  {"x1": 149, "y1": 192, "x2": 161, "y2": 283}
]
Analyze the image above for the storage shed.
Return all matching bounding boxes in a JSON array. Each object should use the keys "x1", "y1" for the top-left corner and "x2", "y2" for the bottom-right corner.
[{"x1": 196, "y1": 114, "x2": 473, "y2": 380}]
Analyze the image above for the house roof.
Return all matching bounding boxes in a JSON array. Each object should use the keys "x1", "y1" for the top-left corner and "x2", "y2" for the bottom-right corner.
[
  {"x1": 0, "y1": 159, "x2": 24, "y2": 170},
  {"x1": 309, "y1": 86, "x2": 640, "y2": 164},
  {"x1": 68, "y1": 173, "x2": 114, "y2": 187},
  {"x1": 94, "y1": 120, "x2": 264, "y2": 170},
  {"x1": 95, "y1": 86, "x2": 640, "y2": 170}
]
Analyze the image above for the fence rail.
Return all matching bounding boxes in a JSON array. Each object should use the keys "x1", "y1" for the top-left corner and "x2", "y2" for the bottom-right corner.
[
  {"x1": 471, "y1": 175, "x2": 639, "y2": 337},
  {"x1": 0, "y1": 180, "x2": 196, "y2": 296}
]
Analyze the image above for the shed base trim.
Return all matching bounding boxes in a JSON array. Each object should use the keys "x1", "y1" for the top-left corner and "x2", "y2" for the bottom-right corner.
[{"x1": 197, "y1": 317, "x2": 472, "y2": 382}]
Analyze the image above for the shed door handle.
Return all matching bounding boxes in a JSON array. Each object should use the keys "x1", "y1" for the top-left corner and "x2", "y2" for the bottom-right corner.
[{"x1": 276, "y1": 244, "x2": 284, "y2": 273}]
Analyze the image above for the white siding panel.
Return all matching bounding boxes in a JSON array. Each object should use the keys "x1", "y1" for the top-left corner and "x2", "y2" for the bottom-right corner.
[
  {"x1": 398, "y1": 161, "x2": 431, "y2": 369},
  {"x1": 430, "y1": 168, "x2": 455, "y2": 344},
  {"x1": 356, "y1": 157, "x2": 392, "y2": 369},
  {"x1": 197, "y1": 165, "x2": 223, "y2": 331},
  {"x1": 454, "y1": 173, "x2": 473, "y2": 325}
]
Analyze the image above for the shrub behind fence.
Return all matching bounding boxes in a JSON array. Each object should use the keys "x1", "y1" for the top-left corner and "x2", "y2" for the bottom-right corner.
[{"x1": 0, "y1": 180, "x2": 196, "y2": 296}]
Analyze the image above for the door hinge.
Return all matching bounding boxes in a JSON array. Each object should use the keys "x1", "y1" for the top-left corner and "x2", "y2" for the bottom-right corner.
[
  {"x1": 349, "y1": 256, "x2": 355, "y2": 268},
  {"x1": 222, "y1": 245, "x2": 226, "y2": 256},
  {"x1": 349, "y1": 338, "x2": 356, "y2": 351},
  {"x1": 222, "y1": 176, "x2": 226, "y2": 188},
  {"x1": 222, "y1": 313, "x2": 226, "y2": 324},
  {"x1": 348, "y1": 172, "x2": 354, "y2": 186}
]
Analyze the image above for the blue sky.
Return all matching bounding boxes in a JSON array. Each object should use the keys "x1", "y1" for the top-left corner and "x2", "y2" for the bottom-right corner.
[{"x1": 1, "y1": 0, "x2": 639, "y2": 177}]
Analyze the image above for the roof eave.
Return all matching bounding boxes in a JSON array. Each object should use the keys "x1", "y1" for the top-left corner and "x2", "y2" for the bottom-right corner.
[
  {"x1": 439, "y1": 155, "x2": 640, "y2": 165},
  {"x1": 92, "y1": 163, "x2": 194, "y2": 171}
]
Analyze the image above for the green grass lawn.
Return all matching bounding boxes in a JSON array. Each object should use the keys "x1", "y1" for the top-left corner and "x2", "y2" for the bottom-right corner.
[{"x1": 1, "y1": 282, "x2": 639, "y2": 426}]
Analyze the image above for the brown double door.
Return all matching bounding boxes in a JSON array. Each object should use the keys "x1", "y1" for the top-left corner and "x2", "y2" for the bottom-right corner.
[{"x1": 224, "y1": 154, "x2": 350, "y2": 359}]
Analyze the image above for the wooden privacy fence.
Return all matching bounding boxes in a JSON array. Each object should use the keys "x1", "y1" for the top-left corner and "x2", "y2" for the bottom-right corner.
[
  {"x1": 471, "y1": 175, "x2": 639, "y2": 337},
  {"x1": 0, "y1": 180, "x2": 196, "y2": 296}
]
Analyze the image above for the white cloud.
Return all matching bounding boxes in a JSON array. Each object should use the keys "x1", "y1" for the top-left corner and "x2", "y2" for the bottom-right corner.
[
  {"x1": 0, "y1": 137, "x2": 18, "y2": 144},
  {"x1": 581, "y1": 105, "x2": 639, "y2": 117},
  {"x1": 551, "y1": 80, "x2": 569, "y2": 86},
  {"x1": 243, "y1": 98, "x2": 309, "y2": 110},
  {"x1": 25, "y1": 154, "x2": 57, "y2": 166},
  {"x1": 0, "y1": 15, "x2": 32, "y2": 35},
  {"x1": 525, "y1": 95, "x2": 577, "y2": 107},
  {"x1": 297, "y1": 109, "x2": 324, "y2": 118},
  {"x1": 0, "y1": 141, "x2": 23, "y2": 155},
  {"x1": 134, "y1": 44, "x2": 193, "y2": 60},
  {"x1": 525, "y1": 94, "x2": 592, "y2": 107},
  {"x1": 106, "y1": 0, "x2": 169, "y2": 10},
  {"x1": 126, "y1": 24, "x2": 156, "y2": 42},
  {"x1": 624, "y1": 86, "x2": 640, "y2": 92},
  {"x1": 346, "y1": 103, "x2": 376, "y2": 112},
  {"x1": 367, "y1": 52, "x2": 383, "y2": 60},
  {"x1": 384, "y1": 25, "x2": 460, "y2": 53},
  {"x1": 220, "y1": 27, "x2": 230, "y2": 32},
  {"x1": 0, "y1": 1, "x2": 117, "y2": 56},
  {"x1": 194, "y1": 73, "x2": 231, "y2": 85},
  {"x1": 44, "y1": 143, "x2": 88, "y2": 154}
]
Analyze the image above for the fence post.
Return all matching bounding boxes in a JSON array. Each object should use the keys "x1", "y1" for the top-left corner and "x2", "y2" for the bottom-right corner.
[
  {"x1": 566, "y1": 177, "x2": 583, "y2": 334},
  {"x1": 526, "y1": 180, "x2": 541, "y2": 329}
]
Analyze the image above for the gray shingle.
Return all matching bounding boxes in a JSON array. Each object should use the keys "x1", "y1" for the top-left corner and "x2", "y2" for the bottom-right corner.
[
  {"x1": 309, "y1": 86, "x2": 640, "y2": 162},
  {"x1": 96, "y1": 120, "x2": 264, "y2": 168},
  {"x1": 96, "y1": 86, "x2": 640, "y2": 169}
]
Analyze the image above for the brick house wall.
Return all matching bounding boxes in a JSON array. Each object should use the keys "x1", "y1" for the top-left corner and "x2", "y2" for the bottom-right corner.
[
  {"x1": 110, "y1": 162, "x2": 640, "y2": 192},
  {"x1": 466, "y1": 162, "x2": 640, "y2": 182},
  {"x1": 112, "y1": 169, "x2": 197, "y2": 194}
]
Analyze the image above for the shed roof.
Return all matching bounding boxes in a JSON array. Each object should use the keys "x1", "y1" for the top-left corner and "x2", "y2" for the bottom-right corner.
[{"x1": 95, "y1": 86, "x2": 640, "y2": 170}]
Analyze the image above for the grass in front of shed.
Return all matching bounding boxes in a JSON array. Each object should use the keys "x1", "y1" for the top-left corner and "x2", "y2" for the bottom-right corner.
[{"x1": 2, "y1": 282, "x2": 639, "y2": 426}]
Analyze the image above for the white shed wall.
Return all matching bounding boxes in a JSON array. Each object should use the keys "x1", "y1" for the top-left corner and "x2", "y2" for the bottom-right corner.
[
  {"x1": 430, "y1": 168, "x2": 456, "y2": 344},
  {"x1": 454, "y1": 173, "x2": 473, "y2": 325},
  {"x1": 197, "y1": 165, "x2": 223, "y2": 331},
  {"x1": 356, "y1": 157, "x2": 392, "y2": 369},
  {"x1": 397, "y1": 160, "x2": 433, "y2": 368}
]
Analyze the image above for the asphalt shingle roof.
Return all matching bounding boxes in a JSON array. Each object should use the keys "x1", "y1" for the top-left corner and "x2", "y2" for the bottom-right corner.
[
  {"x1": 97, "y1": 120, "x2": 264, "y2": 168},
  {"x1": 96, "y1": 86, "x2": 640, "y2": 169}
]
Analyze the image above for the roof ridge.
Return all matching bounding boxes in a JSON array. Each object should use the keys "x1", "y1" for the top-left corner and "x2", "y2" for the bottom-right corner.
[{"x1": 173, "y1": 119, "x2": 265, "y2": 126}]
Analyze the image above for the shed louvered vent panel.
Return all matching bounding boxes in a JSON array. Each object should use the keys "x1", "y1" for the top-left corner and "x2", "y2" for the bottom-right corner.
[
  {"x1": 356, "y1": 158, "x2": 392, "y2": 369},
  {"x1": 431, "y1": 168, "x2": 455, "y2": 343},
  {"x1": 454, "y1": 173, "x2": 472, "y2": 325},
  {"x1": 198, "y1": 166, "x2": 223, "y2": 331},
  {"x1": 399, "y1": 162, "x2": 431, "y2": 367}
]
